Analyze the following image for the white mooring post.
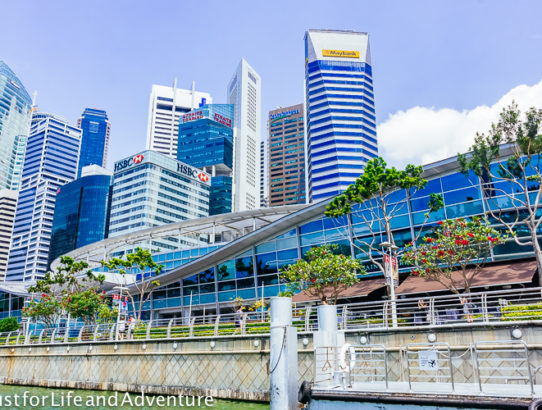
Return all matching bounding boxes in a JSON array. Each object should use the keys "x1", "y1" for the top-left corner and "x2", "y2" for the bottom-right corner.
[
  {"x1": 314, "y1": 304, "x2": 346, "y2": 387},
  {"x1": 270, "y1": 297, "x2": 298, "y2": 410}
]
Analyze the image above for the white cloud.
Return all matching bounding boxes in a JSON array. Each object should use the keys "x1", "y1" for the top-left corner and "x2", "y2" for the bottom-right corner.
[{"x1": 377, "y1": 79, "x2": 542, "y2": 168}]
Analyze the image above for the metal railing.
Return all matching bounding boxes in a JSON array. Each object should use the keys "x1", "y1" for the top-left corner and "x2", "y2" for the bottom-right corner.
[
  {"x1": 5, "y1": 286, "x2": 542, "y2": 346},
  {"x1": 335, "y1": 340, "x2": 539, "y2": 397}
]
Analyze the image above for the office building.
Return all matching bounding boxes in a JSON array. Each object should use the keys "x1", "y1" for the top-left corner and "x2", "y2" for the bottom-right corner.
[
  {"x1": 268, "y1": 104, "x2": 306, "y2": 206},
  {"x1": 146, "y1": 82, "x2": 212, "y2": 158},
  {"x1": 260, "y1": 140, "x2": 268, "y2": 207},
  {"x1": 0, "y1": 190, "x2": 18, "y2": 280},
  {"x1": 177, "y1": 104, "x2": 234, "y2": 215},
  {"x1": 48, "y1": 165, "x2": 113, "y2": 266},
  {"x1": 227, "y1": 59, "x2": 261, "y2": 211},
  {"x1": 6, "y1": 113, "x2": 82, "y2": 281},
  {"x1": 0, "y1": 61, "x2": 32, "y2": 191},
  {"x1": 108, "y1": 150, "x2": 210, "y2": 250},
  {"x1": 77, "y1": 108, "x2": 111, "y2": 177},
  {"x1": 304, "y1": 30, "x2": 377, "y2": 201}
]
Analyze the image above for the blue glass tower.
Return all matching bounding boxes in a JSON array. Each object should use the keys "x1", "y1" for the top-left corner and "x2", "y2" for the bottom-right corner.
[
  {"x1": 177, "y1": 104, "x2": 234, "y2": 215},
  {"x1": 304, "y1": 30, "x2": 377, "y2": 202},
  {"x1": 48, "y1": 166, "x2": 113, "y2": 267},
  {"x1": 0, "y1": 61, "x2": 32, "y2": 190},
  {"x1": 6, "y1": 113, "x2": 82, "y2": 281},
  {"x1": 77, "y1": 108, "x2": 110, "y2": 177}
]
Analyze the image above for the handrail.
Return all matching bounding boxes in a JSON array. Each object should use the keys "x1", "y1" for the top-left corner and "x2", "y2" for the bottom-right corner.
[{"x1": 7, "y1": 286, "x2": 542, "y2": 345}]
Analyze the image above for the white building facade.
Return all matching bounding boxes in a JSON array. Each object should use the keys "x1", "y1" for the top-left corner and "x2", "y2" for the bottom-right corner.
[
  {"x1": 304, "y1": 30, "x2": 377, "y2": 202},
  {"x1": 146, "y1": 82, "x2": 212, "y2": 158},
  {"x1": 227, "y1": 59, "x2": 261, "y2": 211},
  {"x1": 109, "y1": 150, "x2": 211, "y2": 251},
  {"x1": 0, "y1": 189, "x2": 18, "y2": 280}
]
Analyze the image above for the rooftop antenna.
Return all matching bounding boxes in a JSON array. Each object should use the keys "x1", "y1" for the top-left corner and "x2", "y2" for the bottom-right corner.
[
  {"x1": 191, "y1": 80, "x2": 196, "y2": 108},
  {"x1": 31, "y1": 91, "x2": 38, "y2": 112}
]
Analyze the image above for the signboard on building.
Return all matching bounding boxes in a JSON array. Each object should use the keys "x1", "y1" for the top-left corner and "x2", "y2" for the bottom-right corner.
[
  {"x1": 322, "y1": 49, "x2": 360, "y2": 58},
  {"x1": 213, "y1": 113, "x2": 232, "y2": 128},
  {"x1": 114, "y1": 154, "x2": 145, "y2": 172},
  {"x1": 182, "y1": 110, "x2": 204, "y2": 123},
  {"x1": 270, "y1": 108, "x2": 300, "y2": 120}
]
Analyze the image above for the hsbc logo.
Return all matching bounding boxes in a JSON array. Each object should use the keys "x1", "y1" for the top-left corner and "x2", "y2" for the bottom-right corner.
[
  {"x1": 114, "y1": 154, "x2": 145, "y2": 172},
  {"x1": 177, "y1": 164, "x2": 210, "y2": 183}
]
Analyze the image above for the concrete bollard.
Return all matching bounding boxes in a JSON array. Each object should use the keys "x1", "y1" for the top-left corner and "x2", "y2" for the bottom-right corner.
[{"x1": 270, "y1": 297, "x2": 297, "y2": 410}]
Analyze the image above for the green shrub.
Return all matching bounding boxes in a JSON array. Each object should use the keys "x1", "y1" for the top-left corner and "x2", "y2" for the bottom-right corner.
[
  {"x1": 501, "y1": 302, "x2": 542, "y2": 321},
  {"x1": 0, "y1": 317, "x2": 19, "y2": 332}
]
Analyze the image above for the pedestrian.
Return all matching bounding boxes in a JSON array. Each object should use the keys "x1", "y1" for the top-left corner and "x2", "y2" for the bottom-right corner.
[
  {"x1": 321, "y1": 295, "x2": 328, "y2": 305},
  {"x1": 417, "y1": 299, "x2": 428, "y2": 324},
  {"x1": 461, "y1": 297, "x2": 473, "y2": 323},
  {"x1": 118, "y1": 317, "x2": 126, "y2": 340},
  {"x1": 128, "y1": 315, "x2": 135, "y2": 339},
  {"x1": 235, "y1": 306, "x2": 243, "y2": 333}
]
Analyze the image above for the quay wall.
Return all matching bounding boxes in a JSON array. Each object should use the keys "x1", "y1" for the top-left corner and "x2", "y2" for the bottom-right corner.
[{"x1": 0, "y1": 322, "x2": 541, "y2": 401}]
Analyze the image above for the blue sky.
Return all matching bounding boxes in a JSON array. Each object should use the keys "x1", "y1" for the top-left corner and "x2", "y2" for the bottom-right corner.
[{"x1": 4, "y1": 0, "x2": 542, "y2": 167}]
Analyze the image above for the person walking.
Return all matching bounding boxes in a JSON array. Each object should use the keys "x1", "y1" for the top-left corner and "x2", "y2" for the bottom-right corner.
[
  {"x1": 128, "y1": 315, "x2": 136, "y2": 340},
  {"x1": 118, "y1": 316, "x2": 126, "y2": 341}
]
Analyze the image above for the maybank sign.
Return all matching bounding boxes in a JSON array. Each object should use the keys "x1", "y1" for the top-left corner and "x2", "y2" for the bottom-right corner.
[{"x1": 322, "y1": 49, "x2": 359, "y2": 59}]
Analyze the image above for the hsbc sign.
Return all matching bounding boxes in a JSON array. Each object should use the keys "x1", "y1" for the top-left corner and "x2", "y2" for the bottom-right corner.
[
  {"x1": 177, "y1": 163, "x2": 210, "y2": 183},
  {"x1": 114, "y1": 154, "x2": 146, "y2": 172}
]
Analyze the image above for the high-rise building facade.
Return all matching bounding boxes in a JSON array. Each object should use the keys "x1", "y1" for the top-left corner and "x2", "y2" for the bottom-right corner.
[
  {"x1": 304, "y1": 30, "x2": 377, "y2": 201},
  {"x1": 109, "y1": 150, "x2": 210, "y2": 250},
  {"x1": 77, "y1": 108, "x2": 111, "y2": 177},
  {"x1": 227, "y1": 59, "x2": 261, "y2": 211},
  {"x1": 177, "y1": 104, "x2": 234, "y2": 215},
  {"x1": 259, "y1": 140, "x2": 268, "y2": 208},
  {"x1": 48, "y1": 165, "x2": 113, "y2": 267},
  {"x1": 0, "y1": 190, "x2": 18, "y2": 280},
  {"x1": 6, "y1": 113, "x2": 82, "y2": 281},
  {"x1": 0, "y1": 61, "x2": 32, "y2": 191},
  {"x1": 268, "y1": 104, "x2": 306, "y2": 206},
  {"x1": 146, "y1": 82, "x2": 212, "y2": 158}
]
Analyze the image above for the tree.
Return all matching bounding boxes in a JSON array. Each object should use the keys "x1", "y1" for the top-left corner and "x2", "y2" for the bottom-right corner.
[
  {"x1": 24, "y1": 256, "x2": 106, "y2": 328},
  {"x1": 402, "y1": 217, "x2": 505, "y2": 294},
  {"x1": 63, "y1": 289, "x2": 108, "y2": 326},
  {"x1": 0, "y1": 317, "x2": 19, "y2": 332},
  {"x1": 458, "y1": 102, "x2": 542, "y2": 285},
  {"x1": 101, "y1": 247, "x2": 163, "y2": 322},
  {"x1": 325, "y1": 157, "x2": 443, "y2": 279},
  {"x1": 280, "y1": 245, "x2": 363, "y2": 305}
]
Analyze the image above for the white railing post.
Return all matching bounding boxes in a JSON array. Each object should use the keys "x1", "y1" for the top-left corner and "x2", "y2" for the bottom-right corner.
[
  {"x1": 189, "y1": 317, "x2": 196, "y2": 338},
  {"x1": 167, "y1": 319, "x2": 174, "y2": 339},
  {"x1": 64, "y1": 322, "x2": 70, "y2": 343},
  {"x1": 146, "y1": 320, "x2": 153, "y2": 340},
  {"x1": 78, "y1": 325, "x2": 85, "y2": 343},
  {"x1": 5, "y1": 332, "x2": 11, "y2": 346},
  {"x1": 482, "y1": 293, "x2": 489, "y2": 323},
  {"x1": 304, "y1": 306, "x2": 312, "y2": 331},
  {"x1": 15, "y1": 331, "x2": 22, "y2": 345},
  {"x1": 109, "y1": 323, "x2": 116, "y2": 341},
  {"x1": 38, "y1": 329, "x2": 45, "y2": 344},
  {"x1": 429, "y1": 297, "x2": 436, "y2": 326},
  {"x1": 24, "y1": 330, "x2": 33, "y2": 345},
  {"x1": 50, "y1": 330, "x2": 57, "y2": 344},
  {"x1": 214, "y1": 315, "x2": 220, "y2": 337},
  {"x1": 241, "y1": 313, "x2": 247, "y2": 335},
  {"x1": 383, "y1": 301, "x2": 389, "y2": 328},
  {"x1": 93, "y1": 324, "x2": 100, "y2": 341}
]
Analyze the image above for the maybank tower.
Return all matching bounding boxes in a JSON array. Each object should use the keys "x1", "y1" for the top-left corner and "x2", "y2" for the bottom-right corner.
[{"x1": 304, "y1": 30, "x2": 377, "y2": 202}]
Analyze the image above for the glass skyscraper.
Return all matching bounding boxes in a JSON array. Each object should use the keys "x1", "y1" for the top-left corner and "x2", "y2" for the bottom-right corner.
[
  {"x1": 0, "y1": 61, "x2": 32, "y2": 191},
  {"x1": 304, "y1": 30, "x2": 377, "y2": 201},
  {"x1": 109, "y1": 150, "x2": 211, "y2": 250},
  {"x1": 77, "y1": 108, "x2": 111, "y2": 177},
  {"x1": 177, "y1": 104, "x2": 234, "y2": 215},
  {"x1": 48, "y1": 165, "x2": 113, "y2": 267},
  {"x1": 6, "y1": 113, "x2": 82, "y2": 281}
]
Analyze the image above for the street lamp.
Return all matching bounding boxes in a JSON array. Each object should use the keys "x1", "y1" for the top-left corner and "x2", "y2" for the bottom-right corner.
[{"x1": 381, "y1": 241, "x2": 399, "y2": 328}]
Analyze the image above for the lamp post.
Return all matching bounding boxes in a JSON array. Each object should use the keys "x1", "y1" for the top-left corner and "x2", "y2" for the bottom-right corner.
[
  {"x1": 381, "y1": 241, "x2": 399, "y2": 328},
  {"x1": 113, "y1": 284, "x2": 127, "y2": 341}
]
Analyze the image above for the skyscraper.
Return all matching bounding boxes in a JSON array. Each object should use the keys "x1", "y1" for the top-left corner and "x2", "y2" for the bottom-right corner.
[
  {"x1": 6, "y1": 113, "x2": 82, "y2": 281},
  {"x1": 77, "y1": 108, "x2": 111, "y2": 177},
  {"x1": 304, "y1": 30, "x2": 377, "y2": 201},
  {"x1": 227, "y1": 59, "x2": 261, "y2": 211},
  {"x1": 268, "y1": 104, "x2": 306, "y2": 206},
  {"x1": 48, "y1": 165, "x2": 113, "y2": 267},
  {"x1": 177, "y1": 104, "x2": 234, "y2": 215},
  {"x1": 260, "y1": 140, "x2": 268, "y2": 208},
  {"x1": 0, "y1": 61, "x2": 32, "y2": 191},
  {"x1": 109, "y1": 150, "x2": 210, "y2": 250},
  {"x1": 0, "y1": 190, "x2": 18, "y2": 280},
  {"x1": 146, "y1": 82, "x2": 212, "y2": 158}
]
